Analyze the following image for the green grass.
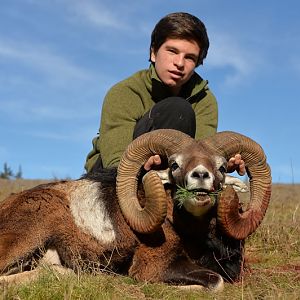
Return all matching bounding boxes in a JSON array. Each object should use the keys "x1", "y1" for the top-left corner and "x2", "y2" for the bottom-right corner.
[{"x1": 0, "y1": 180, "x2": 299, "y2": 299}]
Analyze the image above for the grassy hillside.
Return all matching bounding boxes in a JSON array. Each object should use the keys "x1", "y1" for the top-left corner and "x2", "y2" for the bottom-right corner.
[
  {"x1": 0, "y1": 180, "x2": 299, "y2": 299},
  {"x1": 0, "y1": 179, "x2": 52, "y2": 200}
]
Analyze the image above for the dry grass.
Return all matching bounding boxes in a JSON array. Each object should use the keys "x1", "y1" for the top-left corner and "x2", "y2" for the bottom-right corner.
[
  {"x1": 0, "y1": 180, "x2": 299, "y2": 299},
  {"x1": 0, "y1": 179, "x2": 52, "y2": 200}
]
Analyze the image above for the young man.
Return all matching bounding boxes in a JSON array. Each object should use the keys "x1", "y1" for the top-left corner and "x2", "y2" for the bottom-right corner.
[{"x1": 85, "y1": 12, "x2": 245, "y2": 175}]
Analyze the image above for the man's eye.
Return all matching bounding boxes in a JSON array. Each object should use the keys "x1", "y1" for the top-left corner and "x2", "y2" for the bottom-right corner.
[
  {"x1": 167, "y1": 49, "x2": 177, "y2": 54},
  {"x1": 171, "y1": 162, "x2": 179, "y2": 171},
  {"x1": 186, "y1": 56, "x2": 196, "y2": 62}
]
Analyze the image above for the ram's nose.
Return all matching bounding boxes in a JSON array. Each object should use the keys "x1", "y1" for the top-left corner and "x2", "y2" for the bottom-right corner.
[
  {"x1": 185, "y1": 166, "x2": 214, "y2": 190},
  {"x1": 191, "y1": 170, "x2": 210, "y2": 180}
]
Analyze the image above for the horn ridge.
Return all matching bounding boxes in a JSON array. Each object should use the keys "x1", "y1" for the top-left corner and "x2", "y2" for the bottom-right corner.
[
  {"x1": 201, "y1": 131, "x2": 272, "y2": 240},
  {"x1": 117, "y1": 129, "x2": 195, "y2": 233}
]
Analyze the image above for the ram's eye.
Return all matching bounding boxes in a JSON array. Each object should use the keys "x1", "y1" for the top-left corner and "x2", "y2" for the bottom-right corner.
[
  {"x1": 170, "y1": 162, "x2": 179, "y2": 172},
  {"x1": 219, "y1": 166, "x2": 227, "y2": 174}
]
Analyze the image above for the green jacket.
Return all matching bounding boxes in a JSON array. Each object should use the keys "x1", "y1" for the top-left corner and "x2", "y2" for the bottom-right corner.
[{"x1": 85, "y1": 64, "x2": 218, "y2": 172}]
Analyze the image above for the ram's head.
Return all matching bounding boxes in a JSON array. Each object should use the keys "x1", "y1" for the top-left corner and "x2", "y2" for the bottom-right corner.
[{"x1": 116, "y1": 129, "x2": 272, "y2": 240}]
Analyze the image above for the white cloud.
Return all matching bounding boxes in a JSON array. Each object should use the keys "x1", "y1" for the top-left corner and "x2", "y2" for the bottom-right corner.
[
  {"x1": 207, "y1": 31, "x2": 263, "y2": 87},
  {"x1": 0, "y1": 98, "x2": 99, "y2": 122},
  {"x1": 28, "y1": 126, "x2": 96, "y2": 143},
  {"x1": 0, "y1": 40, "x2": 93, "y2": 83},
  {"x1": 68, "y1": 0, "x2": 130, "y2": 31}
]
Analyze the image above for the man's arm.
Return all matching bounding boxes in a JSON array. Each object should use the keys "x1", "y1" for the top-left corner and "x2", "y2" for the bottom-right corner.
[
  {"x1": 99, "y1": 84, "x2": 147, "y2": 168},
  {"x1": 193, "y1": 88, "x2": 218, "y2": 140}
]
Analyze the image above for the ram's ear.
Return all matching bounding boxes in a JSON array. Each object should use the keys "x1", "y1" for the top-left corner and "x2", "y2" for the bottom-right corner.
[
  {"x1": 147, "y1": 168, "x2": 172, "y2": 185},
  {"x1": 224, "y1": 174, "x2": 249, "y2": 193}
]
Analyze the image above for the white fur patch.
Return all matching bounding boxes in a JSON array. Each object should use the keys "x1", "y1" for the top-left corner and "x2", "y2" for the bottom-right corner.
[
  {"x1": 174, "y1": 154, "x2": 184, "y2": 167},
  {"x1": 186, "y1": 165, "x2": 214, "y2": 190},
  {"x1": 70, "y1": 181, "x2": 116, "y2": 244},
  {"x1": 215, "y1": 156, "x2": 227, "y2": 169},
  {"x1": 41, "y1": 248, "x2": 62, "y2": 265},
  {"x1": 224, "y1": 175, "x2": 249, "y2": 192},
  {"x1": 154, "y1": 169, "x2": 170, "y2": 184}
]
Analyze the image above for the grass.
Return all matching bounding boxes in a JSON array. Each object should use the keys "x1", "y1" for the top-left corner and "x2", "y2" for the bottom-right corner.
[{"x1": 0, "y1": 179, "x2": 299, "y2": 299}]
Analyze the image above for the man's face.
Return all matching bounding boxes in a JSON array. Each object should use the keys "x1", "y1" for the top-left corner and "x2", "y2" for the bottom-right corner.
[{"x1": 151, "y1": 38, "x2": 200, "y2": 95}]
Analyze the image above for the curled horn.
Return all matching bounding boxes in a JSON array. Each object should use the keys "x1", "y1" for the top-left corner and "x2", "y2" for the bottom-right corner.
[
  {"x1": 116, "y1": 129, "x2": 195, "y2": 233},
  {"x1": 200, "y1": 131, "x2": 272, "y2": 240}
]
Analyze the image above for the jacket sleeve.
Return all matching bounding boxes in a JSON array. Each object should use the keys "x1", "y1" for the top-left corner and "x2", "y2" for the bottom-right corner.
[
  {"x1": 84, "y1": 135, "x2": 102, "y2": 172},
  {"x1": 94, "y1": 83, "x2": 146, "y2": 168},
  {"x1": 193, "y1": 86, "x2": 218, "y2": 140}
]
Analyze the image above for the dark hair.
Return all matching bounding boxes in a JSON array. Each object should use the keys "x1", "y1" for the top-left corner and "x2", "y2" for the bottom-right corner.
[{"x1": 150, "y1": 12, "x2": 209, "y2": 66}]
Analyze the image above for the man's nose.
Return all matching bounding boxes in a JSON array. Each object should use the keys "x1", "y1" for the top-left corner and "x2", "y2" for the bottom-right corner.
[{"x1": 173, "y1": 55, "x2": 184, "y2": 68}]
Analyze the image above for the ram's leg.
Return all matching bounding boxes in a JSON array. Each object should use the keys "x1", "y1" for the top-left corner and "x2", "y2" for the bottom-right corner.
[
  {"x1": 163, "y1": 255, "x2": 224, "y2": 292},
  {"x1": 0, "y1": 230, "x2": 47, "y2": 274},
  {"x1": 0, "y1": 268, "x2": 42, "y2": 286},
  {"x1": 128, "y1": 220, "x2": 183, "y2": 283},
  {"x1": 0, "y1": 249, "x2": 74, "y2": 286},
  {"x1": 197, "y1": 235, "x2": 245, "y2": 282},
  {"x1": 0, "y1": 187, "x2": 78, "y2": 278},
  {"x1": 130, "y1": 242, "x2": 223, "y2": 291},
  {"x1": 129, "y1": 222, "x2": 223, "y2": 291}
]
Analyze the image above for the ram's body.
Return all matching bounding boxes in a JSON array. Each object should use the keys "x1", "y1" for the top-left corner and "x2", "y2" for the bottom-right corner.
[
  {"x1": 0, "y1": 171, "x2": 236, "y2": 290},
  {"x1": 0, "y1": 129, "x2": 271, "y2": 291}
]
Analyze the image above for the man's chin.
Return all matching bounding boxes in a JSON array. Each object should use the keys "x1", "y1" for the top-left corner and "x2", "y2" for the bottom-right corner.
[{"x1": 165, "y1": 81, "x2": 183, "y2": 94}]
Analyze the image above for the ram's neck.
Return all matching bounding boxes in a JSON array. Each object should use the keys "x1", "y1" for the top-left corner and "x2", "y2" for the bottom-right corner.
[{"x1": 172, "y1": 202, "x2": 215, "y2": 240}]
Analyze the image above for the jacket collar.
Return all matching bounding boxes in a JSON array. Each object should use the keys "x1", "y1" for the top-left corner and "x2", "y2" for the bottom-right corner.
[{"x1": 147, "y1": 63, "x2": 208, "y2": 102}]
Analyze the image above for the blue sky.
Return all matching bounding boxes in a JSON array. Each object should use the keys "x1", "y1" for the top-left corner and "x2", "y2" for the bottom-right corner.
[{"x1": 0, "y1": 0, "x2": 299, "y2": 183}]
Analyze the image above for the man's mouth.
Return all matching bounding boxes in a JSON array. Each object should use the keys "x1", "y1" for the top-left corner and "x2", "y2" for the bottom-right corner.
[{"x1": 169, "y1": 70, "x2": 183, "y2": 79}]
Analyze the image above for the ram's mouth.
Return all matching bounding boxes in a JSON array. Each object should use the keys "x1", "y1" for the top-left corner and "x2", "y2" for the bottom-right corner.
[
  {"x1": 175, "y1": 186, "x2": 222, "y2": 214},
  {"x1": 197, "y1": 193, "x2": 212, "y2": 204}
]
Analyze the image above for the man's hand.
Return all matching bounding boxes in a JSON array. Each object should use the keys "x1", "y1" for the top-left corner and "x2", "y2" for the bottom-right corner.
[
  {"x1": 144, "y1": 155, "x2": 161, "y2": 171},
  {"x1": 227, "y1": 154, "x2": 246, "y2": 176},
  {"x1": 144, "y1": 153, "x2": 245, "y2": 175}
]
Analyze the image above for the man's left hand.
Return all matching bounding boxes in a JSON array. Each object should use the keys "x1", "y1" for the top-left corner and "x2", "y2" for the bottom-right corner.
[{"x1": 227, "y1": 154, "x2": 246, "y2": 176}]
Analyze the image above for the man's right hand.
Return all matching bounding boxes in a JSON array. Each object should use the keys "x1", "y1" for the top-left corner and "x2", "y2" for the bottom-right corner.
[{"x1": 144, "y1": 155, "x2": 161, "y2": 171}]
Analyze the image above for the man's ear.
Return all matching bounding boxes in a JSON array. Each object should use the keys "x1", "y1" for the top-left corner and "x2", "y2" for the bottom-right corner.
[{"x1": 150, "y1": 48, "x2": 156, "y2": 63}]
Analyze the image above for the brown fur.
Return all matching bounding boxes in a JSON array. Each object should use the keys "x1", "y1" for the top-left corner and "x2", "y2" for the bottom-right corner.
[
  {"x1": 0, "y1": 176, "x2": 236, "y2": 291},
  {"x1": 0, "y1": 181, "x2": 136, "y2": 275}
]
